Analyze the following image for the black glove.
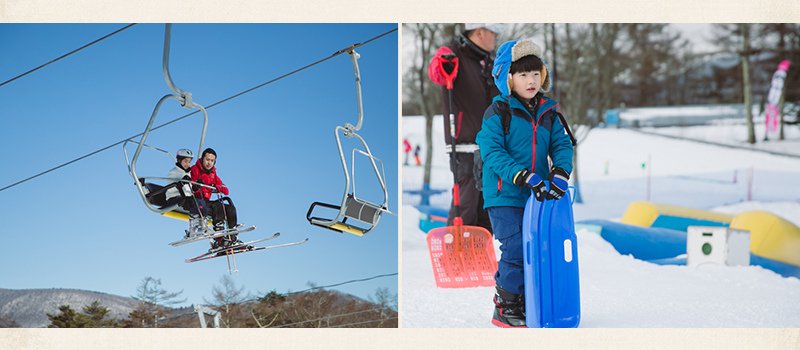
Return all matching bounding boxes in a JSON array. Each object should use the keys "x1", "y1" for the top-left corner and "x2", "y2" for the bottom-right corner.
[
  {"x1": 441, "y1": 54, "x2": 457, "y2": 74},
  {"x1": 546, "y1": 167, "x2": 570, "y2": 200},
  {"x1": 513, "y1": 169, "x2": 546, "y2": 201}
]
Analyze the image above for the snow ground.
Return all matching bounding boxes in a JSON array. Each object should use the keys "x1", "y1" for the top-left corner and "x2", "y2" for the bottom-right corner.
[
  {"x1": 640, "y1": 116, "x2": 800, "y2": 157},
  {"x1": 402, "y1": 115, "x2": 800, "y2": 327}
]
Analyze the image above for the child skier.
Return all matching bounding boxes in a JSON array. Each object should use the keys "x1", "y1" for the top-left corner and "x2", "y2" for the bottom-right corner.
[
  {"x1": 190, "y1": 148, "x2": 241, "y2": 249},
  {"x1": 164, "y1": 148, "x2": 208, "y2": 238},
  {"x1": 476, "y1": 39, "x2": 574, "y2": 327},
  {"x1": 403, "y1": 138, "x2": 412, "y2": 165}
]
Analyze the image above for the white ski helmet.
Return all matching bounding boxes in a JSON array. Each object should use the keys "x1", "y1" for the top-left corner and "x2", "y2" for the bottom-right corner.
[{"x1": 176, "y1": 148, "x2": 193, "y2": 160}]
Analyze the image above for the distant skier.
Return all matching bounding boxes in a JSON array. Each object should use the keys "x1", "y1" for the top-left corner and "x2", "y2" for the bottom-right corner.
[
  {"x1": 165, "y1": 148, "x2": 209, "y2": 238},
  {"x1": 476, "y1": 39, "x2": 575, "y2": 327},
  {"x1": 414, "y1": 144, "x2": 422, "y2": 166},
  {"x1": 190, "y1": 148, "x2": 241, "y2": 249},
  {"x1": 403, "y1": 138, "x2": 412, "y2": 165}
]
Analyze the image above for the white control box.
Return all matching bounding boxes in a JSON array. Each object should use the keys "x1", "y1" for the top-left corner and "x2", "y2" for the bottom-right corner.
[{"x1": 687, "y1": 226, "x2": 750, "y2": 267}]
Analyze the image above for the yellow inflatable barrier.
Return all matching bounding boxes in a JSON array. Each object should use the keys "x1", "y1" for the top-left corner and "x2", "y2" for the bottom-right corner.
[
  {"x1": 731, "y1": 211, "x2": 800, "y2": 267},
  {"x1": 621, "y1": 201, "x2": 734, "y2": 231}
]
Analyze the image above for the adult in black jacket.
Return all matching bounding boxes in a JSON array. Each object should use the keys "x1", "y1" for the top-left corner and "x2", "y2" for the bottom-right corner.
[{"x1": 428, "y1": 23, "x2": 502, "y2": 232}]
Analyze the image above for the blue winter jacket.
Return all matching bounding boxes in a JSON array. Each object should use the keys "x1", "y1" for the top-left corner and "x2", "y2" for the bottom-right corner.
[{"x1": 476, "y1": 94, "x2": 574, "y2": 209}]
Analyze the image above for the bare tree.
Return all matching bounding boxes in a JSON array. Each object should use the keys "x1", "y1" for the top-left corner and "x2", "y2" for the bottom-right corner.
[
  {"x1": 0, "y1": 314, "x2": 19, "y2": 328},
  {"x1": 250, "y1": 290, "x2": 289, "y2": 328},
  {"x1": 206, "y1": 275, "x2": 249, "y2": 327},
  {"x1": 555, "y1": 24, "x2": 625, "y2": 203},
  {"x1": 740, "y1": 24, "x2": 756, "y2": 144},
  {"x1": 367, "y1": 287, "x2": 398, "y2": 328},
  {"x1": 283, "y1": 284, "x2": 337, "y2": 327},
  {"x1": 402, "y1": 23, "x2": 452, "y2": 202},
  {"x1": 129, "y1": 277, "x2": 186, "y2": 328}
]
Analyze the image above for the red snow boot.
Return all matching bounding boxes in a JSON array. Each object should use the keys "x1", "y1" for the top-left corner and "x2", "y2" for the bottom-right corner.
[{"x1": 491, "y1": 287, "x2": 526, "y2": 328}]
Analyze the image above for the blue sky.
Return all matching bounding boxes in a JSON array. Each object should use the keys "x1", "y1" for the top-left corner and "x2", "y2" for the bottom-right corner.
[{"x1": 0, "y1": 23, "x2": 398, "y2": 307}]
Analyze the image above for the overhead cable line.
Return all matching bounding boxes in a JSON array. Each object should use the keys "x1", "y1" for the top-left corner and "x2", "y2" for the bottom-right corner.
[
  {"x1": 0, "y1": 27, "x2": 397, "y2": 194},
  {"x1": 240, "y1": 271, "x2": 398, "y2": 306},
  {"x1": 271, "y1": 308, "x2": 385, "y2": 328},
  {"x1": 285, "y1": 272, "x2": 398, "y2": 296},
  {"x1": 0, "y1": 23, "x2": 137, "y2": 89},
  {"x1": 325, "y1": 317, "x2": 398, "y2": 328}
]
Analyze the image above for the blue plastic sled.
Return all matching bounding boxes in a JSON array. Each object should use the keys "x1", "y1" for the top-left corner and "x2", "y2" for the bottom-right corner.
[{"x1": 522, "y1": 184, "x2": 581, "y2": 328}]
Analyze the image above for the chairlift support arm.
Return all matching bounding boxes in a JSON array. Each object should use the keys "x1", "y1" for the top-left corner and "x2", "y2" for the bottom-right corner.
[
  {"x1": 307, "y1": 49, "x2": 393, "y2": 236},
  {"x1": 127, "y1": 24, "x2": 209, "y2": 214}
]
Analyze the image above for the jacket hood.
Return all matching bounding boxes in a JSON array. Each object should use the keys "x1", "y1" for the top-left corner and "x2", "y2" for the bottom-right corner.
[{"x1": 492, "y1": 39, "x2": 551, "y2": 97}]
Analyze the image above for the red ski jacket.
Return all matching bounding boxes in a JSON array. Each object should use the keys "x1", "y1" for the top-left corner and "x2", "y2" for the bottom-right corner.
[{"x1": 190, "y1": 159, "x2": 229, "y2": 200}]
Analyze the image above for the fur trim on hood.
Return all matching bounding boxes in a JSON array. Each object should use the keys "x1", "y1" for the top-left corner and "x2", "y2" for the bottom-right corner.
[{"x1": 492, "y1": 39, "x2": 551, "y2": 96}]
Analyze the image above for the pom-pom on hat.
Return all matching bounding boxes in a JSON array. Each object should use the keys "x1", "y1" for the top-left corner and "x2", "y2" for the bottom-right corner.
[{"x1": 492, "y1": 39, "x2": 551, "y2": 96}]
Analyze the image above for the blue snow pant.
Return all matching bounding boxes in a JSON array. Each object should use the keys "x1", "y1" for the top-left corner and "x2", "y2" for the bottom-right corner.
[{"x1": 488, "y1": 206, "x2": 524, "y2": 295}]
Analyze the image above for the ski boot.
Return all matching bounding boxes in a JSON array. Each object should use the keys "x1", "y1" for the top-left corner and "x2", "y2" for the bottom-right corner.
[
  {"x1": 209, "y1": 237, "x2": 225, "y2": 252},
  {"x1": 225, "y1": 234, "x2": 253, "y2": 250},
  {"x1": 491, "y1": 286, "x2": 526, "y2": 328},
  {"x1": 213, "y1": 222, "x2": 226, "y2": 232},
  {"x1": 184, "y1": 216, "x2": 207, "y2": 239},
  {"x1": 211, "y1": 235, "x2": 251, "y2": 257}
]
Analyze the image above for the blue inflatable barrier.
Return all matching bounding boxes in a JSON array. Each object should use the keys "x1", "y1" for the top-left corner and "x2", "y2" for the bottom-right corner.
[
  {"x1": 579, "y1": 219, "x2": 800, "y2": 279},
  {"x1": 416, "y1": 204, "x2": 448, "y2": 232},
  {"x1": 579, "y1": 219, "x2": 687, "y2": 261},
  {"x1": 522, "y1": 186, "x2": 581, "y2": 328},
  {"x1": 404, "y1": 184, "x2": 447, "y2": 206}
]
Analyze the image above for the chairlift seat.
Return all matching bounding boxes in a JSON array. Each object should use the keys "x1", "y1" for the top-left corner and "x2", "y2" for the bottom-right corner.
[
  {"x1": 138, "y1": 177, "x2": 191, "y2": 220},
  {"x1": 344, "y1": 195, "x2": 383, "y2": 226},
  {"x1": 306, "y1": 49, "x2": 391, "y2": 236},
  {"x1": 307, "y1": 195, "x2": 386, "y2": 236}
]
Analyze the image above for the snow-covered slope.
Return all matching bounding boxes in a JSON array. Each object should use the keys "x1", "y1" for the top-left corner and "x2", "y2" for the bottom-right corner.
[{"x1": 402, "y1": 116, "x2": 800, "y2": 327}]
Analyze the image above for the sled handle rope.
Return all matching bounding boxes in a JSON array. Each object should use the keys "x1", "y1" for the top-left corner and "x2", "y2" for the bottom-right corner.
[
  {"x1": 306, "y1": 49, "x2": 393, "y2": 236},
  {"x1": 126, "y1": 24, "x2": 209, "y2": 214}
]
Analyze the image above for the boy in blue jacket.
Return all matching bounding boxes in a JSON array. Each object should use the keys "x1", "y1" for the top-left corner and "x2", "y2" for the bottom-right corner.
[{"x1": 476, "y1": 39, "x2": 574, "y2": 328}]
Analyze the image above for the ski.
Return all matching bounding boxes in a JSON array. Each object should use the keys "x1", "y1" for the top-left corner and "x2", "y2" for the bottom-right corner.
[
  {"x1": 168, "y1": 224, "x2": 257, "y2": 247},
  {"x1": 184, "y1": 232, "x2": 282, "y2": 262},
  {"x1": 185, "y1": 237, "x2": 309, "y2": 263}
]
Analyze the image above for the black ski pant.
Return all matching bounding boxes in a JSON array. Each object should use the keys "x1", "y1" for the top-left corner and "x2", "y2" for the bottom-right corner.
[
  {"x1": 447, "y1": 152, "x2": 492, "y2": 232},
  {"x1": 165, "y1": 196, "x2": 208, "y2": 217},
  {"x1": 209, "y1": 197, "x2": 237, "y2": 229}
]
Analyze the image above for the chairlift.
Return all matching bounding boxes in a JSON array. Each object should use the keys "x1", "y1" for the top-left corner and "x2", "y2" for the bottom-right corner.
[
  {"x1": 122, "y1": 24, "x2": 306, "y2": 270},
  {"x1": 306, "y1": 49, "x2": 393, "y2": 236},
  {"x1": 123, "y1": 23, "x2": 210, "y2": 222}
]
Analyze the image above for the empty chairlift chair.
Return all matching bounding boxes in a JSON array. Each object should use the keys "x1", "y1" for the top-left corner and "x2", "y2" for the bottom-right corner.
[{"x1": 306, "y1": 49, "x2": 392, "y2": 236}]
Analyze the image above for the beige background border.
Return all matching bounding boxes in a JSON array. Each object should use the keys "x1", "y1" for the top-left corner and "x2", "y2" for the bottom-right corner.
[
  {"x1": 0, "y1": 0, "x2": 799, "y2": 22},
  {"x1": 2, "y1": 0, "x2": 800, "y2": 348},
  {"x1": 1, "y1": 328, "x2": 800, "y2": 349}
]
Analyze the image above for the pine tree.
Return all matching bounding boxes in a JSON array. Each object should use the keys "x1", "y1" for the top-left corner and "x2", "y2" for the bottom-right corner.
[
  {"x1": 47, "y1": 305, "x2": 81, "y2": 328},
  {"x1": 47, "y1": 301, "x2": 119, "y2": 328},
  {"x1": 82, "y1": 301, "x2": 119, "y2": 328}
]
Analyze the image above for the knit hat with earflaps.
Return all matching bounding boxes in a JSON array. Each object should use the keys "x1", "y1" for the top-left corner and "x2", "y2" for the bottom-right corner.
[{"x1": 492, "y1": 39, "x2": 551, "y2": 96}]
